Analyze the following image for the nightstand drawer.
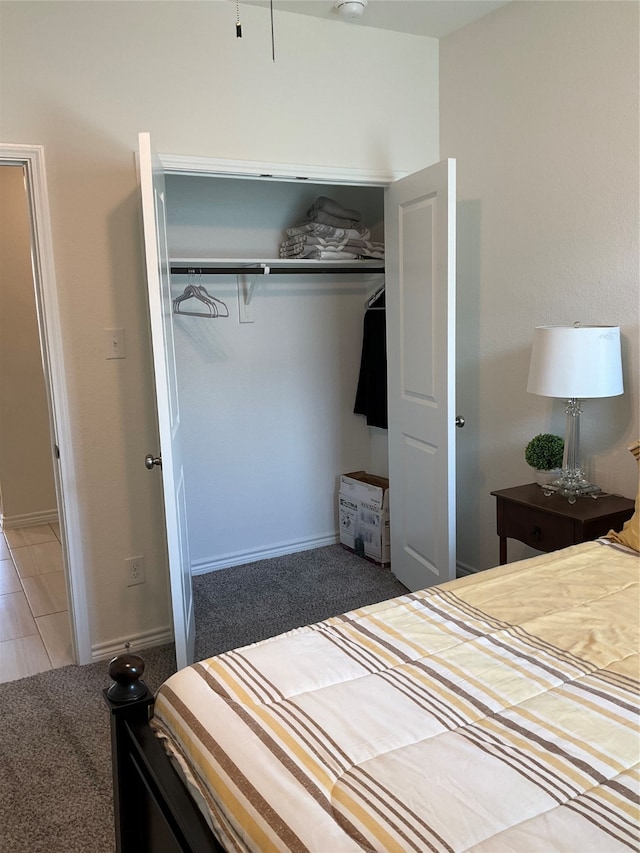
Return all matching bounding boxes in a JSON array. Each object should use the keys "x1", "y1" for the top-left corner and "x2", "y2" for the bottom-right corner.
[{"x1": 497, "y1": 501, "x2": 575, "y2": 552}]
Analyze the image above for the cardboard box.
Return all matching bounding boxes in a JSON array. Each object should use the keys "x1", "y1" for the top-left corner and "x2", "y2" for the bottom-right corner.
[{"x1": 338, "y1": 471, "x2": 390, "y2": 566}]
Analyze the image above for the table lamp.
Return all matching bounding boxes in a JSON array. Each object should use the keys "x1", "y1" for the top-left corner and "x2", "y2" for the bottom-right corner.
[{"x1": 527, "y1": 323, "x2": 623, "y2": 502}]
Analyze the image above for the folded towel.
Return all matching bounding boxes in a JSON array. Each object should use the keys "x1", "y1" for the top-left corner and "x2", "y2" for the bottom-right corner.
[
  {"x1": 302, "y1": 209, "x2": 360, "y2": 229},
  {"x1": 281, "y1": 235, "x2": 348, "y2": 250},
  {"x1": 306, "y1": 195, "x2": 362, "y2": 223},
  {"x1": 280, "y1": 234, "x2": 385, "y2": 260},
  {"x1": 282, "y1": 235, "x2": 384, "y2": 249},
  {"x1": 279, "y1": 247, "x2": 361, "y2": 260},
  {"x1": 286, "y1": 222, "x2": 371, "y2": 241},
  {"x1": 280, "y1": 244, "x2": 384, "y2": 260}
]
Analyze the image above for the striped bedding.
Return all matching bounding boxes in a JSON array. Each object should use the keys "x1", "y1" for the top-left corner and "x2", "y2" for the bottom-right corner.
[{"x1": 151, "y1": 540, "x2": 640, "y2": 852}]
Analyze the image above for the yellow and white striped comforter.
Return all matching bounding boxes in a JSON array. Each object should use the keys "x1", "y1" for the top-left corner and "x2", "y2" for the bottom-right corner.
[{"x1": 152, "y1": 541, "x2": 640, "y2": 852}]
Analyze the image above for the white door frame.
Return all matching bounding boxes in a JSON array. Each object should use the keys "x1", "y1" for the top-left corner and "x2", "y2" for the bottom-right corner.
[
  {"x1": 0, "y1": 143, "x2": 90, "y2": 665},
  {"x1": 138, "y1": 133, "x2": 196, "y2": 669},
  {"x1": 158, "y1": 152, "x2": 400, "y2": 185}
]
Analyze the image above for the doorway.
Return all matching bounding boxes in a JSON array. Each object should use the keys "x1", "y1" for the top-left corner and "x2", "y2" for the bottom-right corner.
[
  {"x1": 139, "y1": 136, "x2": 456, "y2": 668},
  {"x1": 0, "y1": 164, "x2": 71, "y2": 680},
  {"x1": 0, "y1": 144, "x2": 90, "y2": 671}
]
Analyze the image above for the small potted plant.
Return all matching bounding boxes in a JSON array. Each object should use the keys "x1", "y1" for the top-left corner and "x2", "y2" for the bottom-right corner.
[{"x1": 525, "y1": 433, "x2": 564, "y2": 486}]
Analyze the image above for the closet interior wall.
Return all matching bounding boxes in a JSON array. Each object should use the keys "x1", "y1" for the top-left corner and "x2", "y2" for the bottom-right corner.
[{"x1": 165, "y1": 174, "x2": 387, "y2": 574}]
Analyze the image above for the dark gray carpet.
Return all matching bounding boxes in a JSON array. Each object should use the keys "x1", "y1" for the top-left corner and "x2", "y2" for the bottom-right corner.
[
  {"x1": 193, "y1": 544, "x2": 407, "y2": 660},
  {"x1": 0, "y1": 643, "x2": 176, "y2": 853},
  {"x1": 0, "y1": 545, "x2": 406, "y2": 853}
]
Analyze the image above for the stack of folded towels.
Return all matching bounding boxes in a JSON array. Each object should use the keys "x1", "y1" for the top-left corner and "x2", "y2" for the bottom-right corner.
[{"x1": 280, "y1": 196, "x2": 385, "y2": 260}]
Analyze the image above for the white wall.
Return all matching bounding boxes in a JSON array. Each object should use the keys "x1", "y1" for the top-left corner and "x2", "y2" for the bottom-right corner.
[
  {"x1": 0, "y1": 166, "x2": 58, "y2": 526},
  {"x1": 0, "y1": 1, "x2": 439, "y2": 656},
  {"x1": 441, "y1": 0, "x2": 639, "y2": 570}
]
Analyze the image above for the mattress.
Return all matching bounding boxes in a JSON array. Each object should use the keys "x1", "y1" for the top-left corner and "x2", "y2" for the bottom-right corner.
[{"x1": 152, "y1": 540, "x2": 640, "y2": 852}]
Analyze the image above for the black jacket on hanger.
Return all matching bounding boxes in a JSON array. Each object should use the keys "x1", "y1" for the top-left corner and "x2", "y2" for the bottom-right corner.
[{"x1": 354, "y1": 292, "x2": 387, "y2": 429}]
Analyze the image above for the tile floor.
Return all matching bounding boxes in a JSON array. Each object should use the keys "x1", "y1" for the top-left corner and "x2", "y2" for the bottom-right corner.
[{"x1": 0, "y1": 521, "x2": 73, "y2": 683}]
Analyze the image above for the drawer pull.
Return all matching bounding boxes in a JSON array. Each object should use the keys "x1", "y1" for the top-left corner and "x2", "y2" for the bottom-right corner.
[{"x1": 531, "y1": 526, "x2": 542, "y2": 540}]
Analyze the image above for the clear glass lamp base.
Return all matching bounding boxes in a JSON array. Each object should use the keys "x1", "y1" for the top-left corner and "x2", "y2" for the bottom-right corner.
[
  {"x1": 543, "y1": 398, "x2": 602, "y2": 503},
  {"x1": 542, "y1": 468, "x2": 602, "y2": 504}
]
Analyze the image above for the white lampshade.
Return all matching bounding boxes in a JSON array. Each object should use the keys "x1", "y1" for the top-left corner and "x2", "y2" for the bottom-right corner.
[{"x1": 527, "y1": 325, "x2": 623, "y2": 399}]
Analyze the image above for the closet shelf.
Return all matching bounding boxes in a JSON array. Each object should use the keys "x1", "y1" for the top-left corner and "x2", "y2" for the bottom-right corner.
[{"x1": 170, "y1": 258, "x2": 385, "y2": 276}]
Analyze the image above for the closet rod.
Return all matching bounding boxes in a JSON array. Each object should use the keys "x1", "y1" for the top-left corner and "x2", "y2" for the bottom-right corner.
[{"x1": 170, "y1": 264, "x2": 385, "y2": 276}]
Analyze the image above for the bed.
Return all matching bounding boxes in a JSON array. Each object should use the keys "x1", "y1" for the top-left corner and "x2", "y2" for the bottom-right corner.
[{"x1": 105, "y1": 525, "x2": 639, "y2": 852}]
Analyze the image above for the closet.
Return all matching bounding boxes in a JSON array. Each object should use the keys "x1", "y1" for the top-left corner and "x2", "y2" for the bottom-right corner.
[
  {"x1": 138, "y1": 133, "x2": 456, "y2": 668},
  {"x1": 166, "y1": 170, "x2": 387, "y2": 563}
]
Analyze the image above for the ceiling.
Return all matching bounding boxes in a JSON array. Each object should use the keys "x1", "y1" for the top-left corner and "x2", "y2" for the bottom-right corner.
[{"x1": 238, "y1": 0, "x2": 511, "y2": 39}]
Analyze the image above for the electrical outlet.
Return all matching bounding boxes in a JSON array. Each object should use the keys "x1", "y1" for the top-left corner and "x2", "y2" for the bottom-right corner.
[{"x1": 126, "y1": 555, "x2": 145, "y2": 586}]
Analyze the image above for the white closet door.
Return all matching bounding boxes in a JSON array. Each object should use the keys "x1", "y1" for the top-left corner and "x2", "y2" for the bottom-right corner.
[
  {"x1": 138, "y1": 132, "x2": 195, "y2": 669},
  {"x1": 386, "y1": 159, "x2": 456, "y2": 591}
]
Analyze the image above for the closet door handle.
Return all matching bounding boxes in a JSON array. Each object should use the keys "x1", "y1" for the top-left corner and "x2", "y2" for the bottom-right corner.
[
  {"x1": 145, "y1": 454, "x2": 162, "y2": 470},
  {"x1": 455, "y1": 416, "x2": 465, "y2": 428}
]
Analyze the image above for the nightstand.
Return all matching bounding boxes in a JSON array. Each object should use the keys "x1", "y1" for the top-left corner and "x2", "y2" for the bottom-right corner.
[{"x1": 490, "y1": 483, "x2": 635, "y2": 564}]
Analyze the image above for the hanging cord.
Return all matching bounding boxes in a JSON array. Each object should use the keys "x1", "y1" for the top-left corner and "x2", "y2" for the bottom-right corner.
[
  {"x1": 270, "y1": 0, "x2": 276, "y2": 62},
  {"x1": 234, "y1": 1, "x2": 275, "y2": 60}
]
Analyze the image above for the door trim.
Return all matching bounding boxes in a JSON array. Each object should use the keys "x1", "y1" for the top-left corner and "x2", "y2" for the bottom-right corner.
[
  {"x1": 0, "y1": 143, "x2": 90, "y2": 664},
  {"x1": 158, "y1": 152, "x2": 402, "y2": 186}
]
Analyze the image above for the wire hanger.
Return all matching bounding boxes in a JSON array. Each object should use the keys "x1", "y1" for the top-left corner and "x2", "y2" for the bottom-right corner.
[{"x1": 173, "y1": 283, "x2": 229, "y2": 318}]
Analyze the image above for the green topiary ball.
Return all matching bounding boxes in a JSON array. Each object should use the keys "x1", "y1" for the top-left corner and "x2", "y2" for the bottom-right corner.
[{"x1": 525, "y1": 433, "x2": 564, "y2": 470}]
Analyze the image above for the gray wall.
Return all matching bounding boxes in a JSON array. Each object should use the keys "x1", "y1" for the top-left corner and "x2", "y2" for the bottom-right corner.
[{"x1": 441, "y1": 0, "x2": 639, "y2": 569}]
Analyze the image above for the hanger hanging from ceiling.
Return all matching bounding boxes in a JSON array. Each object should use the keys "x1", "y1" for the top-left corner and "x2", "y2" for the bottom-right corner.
[
  {"x1": 270, "y1": 0, "x2": 276, "y2": 62},
  {"x1": 235, "y1": 1, "x2": 276, "y2": 62},
  {"x1": 172, "y1": 283, "x2": 229, "y2": 318}
]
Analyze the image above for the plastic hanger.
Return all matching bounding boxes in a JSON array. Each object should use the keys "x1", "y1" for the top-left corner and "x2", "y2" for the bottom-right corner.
[{"x1": 172, "y1": 284, "x2": 229, "y2": 318}]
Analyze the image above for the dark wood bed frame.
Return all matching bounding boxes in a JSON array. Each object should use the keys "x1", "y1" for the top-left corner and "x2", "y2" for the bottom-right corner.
[{"x1": 103, "y1": 653, "x2": 226, "y2": 853}]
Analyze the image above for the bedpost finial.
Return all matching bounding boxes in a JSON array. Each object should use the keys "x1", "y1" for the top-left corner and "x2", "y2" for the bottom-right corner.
[{"x1": 107, "y1": 653, "x2": 149, "y2": 703}]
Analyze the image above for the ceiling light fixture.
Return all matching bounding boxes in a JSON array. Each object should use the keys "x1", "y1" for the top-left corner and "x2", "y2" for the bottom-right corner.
[{"x1": 335, "y1": 0, "x2": 367, "y2": 20}]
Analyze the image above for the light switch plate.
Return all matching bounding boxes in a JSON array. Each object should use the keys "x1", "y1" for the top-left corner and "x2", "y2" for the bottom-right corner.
[{"x1": 105, "y1": 328, "x2": 126, "y2": 359}]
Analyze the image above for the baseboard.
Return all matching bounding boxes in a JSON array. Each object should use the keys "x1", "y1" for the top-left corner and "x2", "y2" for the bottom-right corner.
[
  {"x1": 456, "y1": 560, "x2": 477, "y2": 578},
  {"x1": 91, "y1": 625, "x2": 174, "y2": 663},
  {"x1": 1, "y1": 509, "x2": 59, "y2": 530},
  {"x1": 192, "y1": 537, "x2": 476, "y2": 578},
  {"x1": 191, "y1": 533, "x2": 340, "y2": 575}
]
